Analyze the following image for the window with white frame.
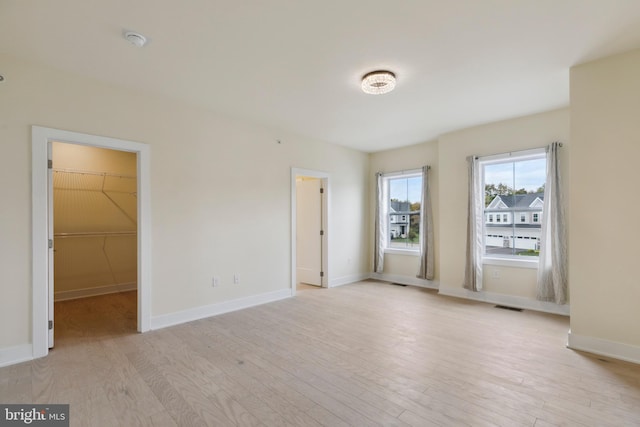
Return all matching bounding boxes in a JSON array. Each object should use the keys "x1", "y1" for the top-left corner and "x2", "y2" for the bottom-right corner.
[
  {"x1": 382, "y1": 171, "x2": 422, "y2": 251},
  {"x1": 481, "y1": 148, "x2": 546, "y2": 259}
]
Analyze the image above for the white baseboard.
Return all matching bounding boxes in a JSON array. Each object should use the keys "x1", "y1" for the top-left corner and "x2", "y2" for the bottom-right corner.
[
  {"x1": 370, "y1": 273, "x2": 439, "y2": 290},
  {"x1": 329, "y1": 273, "x2": 370, "y2": 288},
  {"x1": 0, "y1": 344, "x2": 33, "y2": 368},
  {"x1": 55, "y1": 282, "x2": 137, "y2": 301},
  {"x1": 438, "y1": 285, "x2": 570, "y2": 316},
  {"x1": 150, "y1": 288, "x2": 292, "y2": 330},
  {"x1": 567, "y1": 331, "x2": 640, "y2": 365}
]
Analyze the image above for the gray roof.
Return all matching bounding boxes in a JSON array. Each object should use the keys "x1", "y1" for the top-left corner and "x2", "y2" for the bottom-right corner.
[
  {"x1": 490, "y1": 192, "x2": 543, "y2": 209},
  {"x1": 390, "y1": 200, "x2": 411, "y2": 213}
]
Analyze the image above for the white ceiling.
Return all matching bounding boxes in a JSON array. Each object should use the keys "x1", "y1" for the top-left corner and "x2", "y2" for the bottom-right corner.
[{"x1": 3, "y1": 1, "x2": 640, "y2": 152}]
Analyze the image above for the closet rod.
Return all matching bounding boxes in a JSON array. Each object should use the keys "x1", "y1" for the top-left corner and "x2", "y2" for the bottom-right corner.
[
  {"x1": 54, "y1": 231, "x2": 136, "y2": 238},
  {"x1": 53, "y1": 168, "x2": 136, "y2": 179}
]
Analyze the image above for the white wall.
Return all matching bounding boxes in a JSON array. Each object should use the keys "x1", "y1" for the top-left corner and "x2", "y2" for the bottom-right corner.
[
  {"x1": 438, "y1": 109, "x2": 570, "y2": 301},
  {"x1": 369, "y1": 140, "x2": 439, "y2": 286},
  {"x1": 0, "y1": 54, "x2": 369, "y2": 353},
  {"x1": 569, "y1": 48, "x2": 640, "y2": 360}
]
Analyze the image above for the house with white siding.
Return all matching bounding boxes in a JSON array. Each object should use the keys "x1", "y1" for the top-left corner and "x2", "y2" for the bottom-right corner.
[{"x1": 485, "y1": 192, "x2": 544, "y2": 252}]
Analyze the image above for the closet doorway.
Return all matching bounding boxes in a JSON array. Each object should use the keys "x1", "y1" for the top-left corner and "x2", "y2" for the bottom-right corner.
[
  {"x1": 32, "y1": 126, "x2": 151, "y2": 359},
  {"x1": 52, "y1": 142, "x2": 138, "y2": 346},
  {"x1": 291, "y1": 169, "x2": 329, "y2": 294}
]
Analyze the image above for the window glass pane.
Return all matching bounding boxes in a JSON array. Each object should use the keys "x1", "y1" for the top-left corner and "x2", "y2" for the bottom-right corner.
[
  {"x1": 388, "y1": 175, "x2": 422, "y2": 250},
  {"x1": 483, "y1": 155, "x2": 545, "y2": 258}
]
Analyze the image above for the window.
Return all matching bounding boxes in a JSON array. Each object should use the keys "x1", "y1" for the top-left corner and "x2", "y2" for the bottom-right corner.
[
  {"x1": 488, "y1": 214, "x2": 493, "y2": 223},
  {"x1": 383, "y1": 171, "x2": 422, "y2": 251},
  {"x1": 481, "y1": 148, "x2": 546, "y2": 259}
]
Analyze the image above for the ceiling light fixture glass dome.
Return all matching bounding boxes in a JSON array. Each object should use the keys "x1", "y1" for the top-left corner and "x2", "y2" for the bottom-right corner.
[{"x1": 361, "y1": 70, "x2": 396, "y2": 95}]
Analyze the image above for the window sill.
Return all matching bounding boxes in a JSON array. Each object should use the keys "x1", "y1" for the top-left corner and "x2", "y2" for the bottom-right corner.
[
  {"x1": 483, "y1": 256, "x2": 538, "y2": 269},
  {"x1": 384, "y1": 248, "x2": 420, "y2": 256}
]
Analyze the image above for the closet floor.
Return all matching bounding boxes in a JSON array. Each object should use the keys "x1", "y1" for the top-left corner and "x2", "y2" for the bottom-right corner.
[{"x1": 54, "y1": 291, "x2": 137, "y2": 346}]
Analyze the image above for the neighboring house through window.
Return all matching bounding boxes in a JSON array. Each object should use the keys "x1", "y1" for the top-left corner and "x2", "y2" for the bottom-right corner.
[
  {"x1": 382, "y1": 170, "x2": 423, "y2": 251},
  {"x1": 481, "y1": 148, "x2": 546, "y2": 259}
]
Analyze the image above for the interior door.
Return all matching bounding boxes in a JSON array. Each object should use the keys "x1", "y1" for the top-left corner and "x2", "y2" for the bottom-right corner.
[
  {"x1": 47, "y1": 143, "x2": 54, "y2": 348},
  {"x1": 296, "y1": 177, "x2": 322, "y2": 286}
]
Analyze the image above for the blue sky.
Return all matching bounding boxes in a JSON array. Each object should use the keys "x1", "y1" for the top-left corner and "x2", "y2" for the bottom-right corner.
[
  {"x1": 389, "y1": 176, "x2": 422, "y2": 203},
  {"x1": 484, "y1": 158, "x2": 546, "y2": 191}
]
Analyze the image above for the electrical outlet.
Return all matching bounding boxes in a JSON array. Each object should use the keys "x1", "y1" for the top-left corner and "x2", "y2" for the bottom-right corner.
[
  {"x1": 491, "y1": 270, "x2": 500, "y2": 279},
  {"x1": 212, "y1": 276, "x2": 220, "y2": 287},
  {"x1": 233, "y1": 274, "x2": 240, "y2": 284}
]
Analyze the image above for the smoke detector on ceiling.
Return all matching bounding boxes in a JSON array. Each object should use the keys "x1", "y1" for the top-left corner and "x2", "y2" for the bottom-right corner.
[{"x1": 124, "y1": 31, "x2": 148, "y2": 48}]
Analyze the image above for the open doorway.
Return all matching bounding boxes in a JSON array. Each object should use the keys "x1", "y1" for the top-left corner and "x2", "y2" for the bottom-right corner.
[
  {"x1": 52, "y1": 142, "x2": 138, "y2": 345},
  {"x1": 32, "y1": 126, "x2": 151, "y2": 359},
  {"x1": 291, "y1": 169, "x2": 329, "y2": 294}
]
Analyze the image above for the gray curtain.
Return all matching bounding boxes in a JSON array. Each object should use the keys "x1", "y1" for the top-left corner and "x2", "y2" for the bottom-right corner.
[
  {"x1": 463, "y1": 156, "x2": 483, "y2": 291},
  {"x1": 373, "y1": 172, "x2": 387, "y2": 273},
  {"x1": 537, "y1": 142, "x2": 567, "y2": 304},
  {"x1": 417, "y1": 166, "x2": 434, "y2": 280}
]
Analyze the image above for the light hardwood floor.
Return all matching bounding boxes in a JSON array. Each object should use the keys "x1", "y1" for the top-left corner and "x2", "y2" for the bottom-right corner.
[{"x1": 1, "y1": 281, "x2": 639, "y2": 426}]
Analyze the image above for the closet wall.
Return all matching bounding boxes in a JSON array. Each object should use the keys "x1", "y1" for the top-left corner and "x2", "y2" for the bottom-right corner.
[{"x1": 52, "y1": 142, "x2": 137, "y2": 300}]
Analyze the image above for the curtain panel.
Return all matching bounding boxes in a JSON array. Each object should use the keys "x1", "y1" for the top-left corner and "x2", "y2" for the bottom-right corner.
[
  {"x1": 537, "y1": 142, "x2": 567, "y2": 304},
  {"x1": 417, "y1": 166, "x2": 435, "y2": 280},
  {"x1": 463, "y1": 156, "x2": 483, "y2": 291},
  {"x1": 373, "y1": 172, "x2": 387, "y2": 273}
]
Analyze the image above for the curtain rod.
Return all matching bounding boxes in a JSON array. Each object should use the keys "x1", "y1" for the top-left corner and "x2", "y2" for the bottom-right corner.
[
  {"x1": 376, "y1": 165, "x2": 430, "y2": 176},
  {"x1": 473, "y1": 142, "x2": 562, "y2": 160}
]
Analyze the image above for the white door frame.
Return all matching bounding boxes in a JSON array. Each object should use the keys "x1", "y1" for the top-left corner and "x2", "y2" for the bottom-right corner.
[
  {"x1": 291, "y1": 168, "x2": 329, "y2": 295},
  {"x1": 31, "y1": 126, "x2": 152, "y2": 359}
]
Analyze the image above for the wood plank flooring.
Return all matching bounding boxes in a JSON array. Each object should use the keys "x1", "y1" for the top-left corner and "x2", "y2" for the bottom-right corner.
[{"x1": 1, "y1": 281, "x2": 639, "y2": 426}]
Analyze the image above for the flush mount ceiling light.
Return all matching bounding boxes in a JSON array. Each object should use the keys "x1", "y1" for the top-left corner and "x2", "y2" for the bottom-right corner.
[
  {"x1": 124, "y1": 31, "x2": 148, "y2": 47},
  {"x1": 361, "y1": 70, "x2": 396, "y2": 95}
]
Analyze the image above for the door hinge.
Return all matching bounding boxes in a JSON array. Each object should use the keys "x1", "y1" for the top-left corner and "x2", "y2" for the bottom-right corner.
[
  {"x1": 48, "y1": 159, "x2": 53, "y2": 169},
  {"x1": 48, "y1": 239, "x2": 53, "y2": 249},
  {"x1": 320, "y1": 271, "x2": 324, "y2": 277},
  {"x1": 320, "y1": 187, "x2": 324, "y2": 194},
  {"x1": 48, "y1": 320, "x2": 53, "y2": 330},
  {"x1": 320, "y1": 230, "x2": 324, "y2": 236}
]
